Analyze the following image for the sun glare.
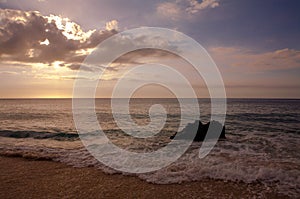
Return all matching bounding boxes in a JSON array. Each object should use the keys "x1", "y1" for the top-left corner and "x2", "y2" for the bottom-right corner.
[
  {"x1": 45, "y1": 14, "x2": 95, "y2": 42},
  {"x1": 53, "y1": 61, "x2": 63, "y2": 69}
]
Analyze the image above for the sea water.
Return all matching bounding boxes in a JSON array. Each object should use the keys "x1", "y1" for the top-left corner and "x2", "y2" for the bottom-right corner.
[{"x1": 0, "y1": 98, "x2": 299, "y2": 197}]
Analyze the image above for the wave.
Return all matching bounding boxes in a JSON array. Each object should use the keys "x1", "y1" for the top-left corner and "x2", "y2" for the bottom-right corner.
[
  {"x1": 0, "y1": 142, "x2": 299, "y2": 198},
  {"x1": 0, "y1": 131, "x2": 299, "y2": 198},
  {"x1": 0, "y1": 130, "x2": 79, "y2": 141}
]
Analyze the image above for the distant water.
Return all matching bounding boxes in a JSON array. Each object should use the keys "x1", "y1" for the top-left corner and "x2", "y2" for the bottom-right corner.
[{"x1": 0, "y1": 99, "x2": 299, "y2": 197}]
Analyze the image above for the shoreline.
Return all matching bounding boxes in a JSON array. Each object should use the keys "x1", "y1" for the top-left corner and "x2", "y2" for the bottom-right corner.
[{"x1": 0, "y1": 156, "x2": 288, "y2": 198}]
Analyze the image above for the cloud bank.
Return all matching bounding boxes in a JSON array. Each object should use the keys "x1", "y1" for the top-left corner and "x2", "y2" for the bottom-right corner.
[
  {"x1": 0, "y1": 9, "x2": 117, "y2": 68},
  {"x1": 209, "y1": 47, "x2": 300, "y2": 72}
]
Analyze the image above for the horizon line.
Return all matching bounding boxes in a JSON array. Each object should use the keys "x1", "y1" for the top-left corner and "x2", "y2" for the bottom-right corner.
[{"x1": 0, "y1": 97, "x2": 299, "y2": 100}]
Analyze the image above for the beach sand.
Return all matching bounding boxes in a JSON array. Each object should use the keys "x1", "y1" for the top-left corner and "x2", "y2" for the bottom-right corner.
[{"x1": 0, "y1": 156, "x2": 287, "y2": 199}]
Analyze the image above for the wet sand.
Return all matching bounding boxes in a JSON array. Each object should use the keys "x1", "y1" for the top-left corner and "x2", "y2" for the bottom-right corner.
[{"x1": 0, "y1": 156, "x2": 287, "y2": 199}]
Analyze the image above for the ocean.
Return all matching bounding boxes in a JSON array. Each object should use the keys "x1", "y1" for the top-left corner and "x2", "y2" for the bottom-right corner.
[{"x1": 0, "y1": 98, "x2": 299, "y2": 197}]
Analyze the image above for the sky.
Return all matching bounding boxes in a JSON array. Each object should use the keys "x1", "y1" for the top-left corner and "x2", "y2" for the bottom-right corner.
[{"x1": 0, "y1": 0, "x2": 299, "y2": 98}]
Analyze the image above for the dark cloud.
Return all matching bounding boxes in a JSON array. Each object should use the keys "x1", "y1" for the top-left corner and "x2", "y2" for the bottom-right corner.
[
  {"x1": 114, "y1": 48, "x2": 179, "y2": 65},
  {"x1": 66, "y1": 63, "x2": 94, "y2": 72},
  {"x1": 0, "y1": 8, "x2": 179, "y2": 72},
  {"x1": 66, "y1": 63, "x2": 108, "y2": 72},
  {"x1": 0, "y1": 9, "x2": 117, "y2": 65}
]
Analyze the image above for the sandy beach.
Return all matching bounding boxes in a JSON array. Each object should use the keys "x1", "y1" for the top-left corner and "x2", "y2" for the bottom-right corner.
[{"x1": 0, "y1": 156, "x2": 288, "y2": 199}]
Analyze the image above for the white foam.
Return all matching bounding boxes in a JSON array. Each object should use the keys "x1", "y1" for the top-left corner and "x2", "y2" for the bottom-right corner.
[{"x1": 0, "y1": 131, "x2": 299, "y2": 198}]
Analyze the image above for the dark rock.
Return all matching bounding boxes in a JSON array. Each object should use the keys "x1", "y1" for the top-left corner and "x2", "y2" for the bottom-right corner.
[{"x1": 170, "y1": 120, "x2": 225, "y2": 141}]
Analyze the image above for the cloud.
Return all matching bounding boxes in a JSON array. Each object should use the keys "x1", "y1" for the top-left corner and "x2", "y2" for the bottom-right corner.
[
  {"x1": 0, "y1": 71, "x2": 18, "y2": 75},
  {"x1": 105, "y1": 20, "x2": 118, "y2": 31},
  {"x1": 0, "y1": 9, "x2": 117, "y2": 65},
  {"x1": 156, "y1": 0, "x2": 220, "y2": 19},
  {"x1": 186, "y1": 0, "x2": 220, "y2": 14},
  {"x1": 0, "y1": 9, "x2": 179, "y2": 74},
  {"x1": 156, "y1": 2, "x2": 182, "y2": 20},
  {"x1": 209, "y1": 47, "x2": 300, "y2": 72}
]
